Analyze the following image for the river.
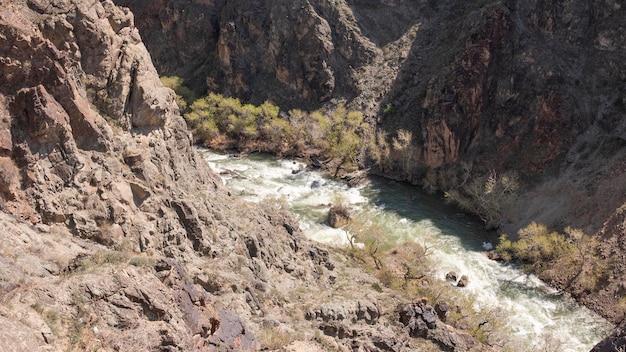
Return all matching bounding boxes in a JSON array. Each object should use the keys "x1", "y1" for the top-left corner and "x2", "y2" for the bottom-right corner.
[{"x1": 201, "y1": 149, "x2": 611, "y2": 351}]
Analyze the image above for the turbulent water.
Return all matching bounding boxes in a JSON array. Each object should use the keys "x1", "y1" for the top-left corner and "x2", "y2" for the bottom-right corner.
[{"x1": 201, "y1": 150, "x2": 611, "y2": 351}]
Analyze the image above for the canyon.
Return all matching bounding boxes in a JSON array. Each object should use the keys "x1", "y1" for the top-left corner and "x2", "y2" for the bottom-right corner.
[
  {"x1": 0, "y1": 0, "x2": 624, "y2": 350},
  {"x1": 0, "y1": 0, "x2": 497, "y2": 350},
  {"x1": 120, "y1": 0, "x2": 626, "y2": 328}
]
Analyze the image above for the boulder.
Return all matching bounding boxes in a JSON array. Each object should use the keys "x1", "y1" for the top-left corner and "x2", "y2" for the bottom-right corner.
[
  {"x1": 328, "y1": 205, "x2": 350, "y2": 228},
  {"x1": 421, "y1": 305, "x2": 437, "y2": 329},
  {"x1": 457, "y1": 275, "x2": 469, "y2": 288},
  {"x1": 397, "y1": 301, "x2": 438, "y2": 336},
  {"x1": 445, "y1": 271, "x2": 458, "y2": 283}
]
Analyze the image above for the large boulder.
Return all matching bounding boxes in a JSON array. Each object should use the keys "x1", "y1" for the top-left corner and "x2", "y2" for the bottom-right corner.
[{"x1": 328, "y1": 205, "x2": 351, "y2": 228}]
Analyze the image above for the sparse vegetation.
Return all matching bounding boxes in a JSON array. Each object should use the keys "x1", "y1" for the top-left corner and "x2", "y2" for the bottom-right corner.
[
  {"x1": 167, "y1": 76, "x2": 366, "y2": 174},
  {"x1": 343, "y1": 211, "x2": 391, "y2": 269},
  {"x1": 496, "y1": 222, "x2": 610, "y2": 292},
  {"x1": 383, "y1": 103, "x2": 396, "y2": 115},
  {"x1": 338, "y1": 210, "x2": 514, "y2": 347},
  {"x1": 32, "y1": 303, "x2": 61, "y2": 335},
  {"x1": 367, "y1": 130, "x2": 392, "y2": 172},
  {"x1": 445, "y1": 170, "x2": 519, "y2": 230},
  {"x1": 67, "y1": 250, "x2": 157, "y2": 275},
  {"x1": 257, "y1": 327, "x2": 295, "y2": 349},
  {"x1": 392, "y1": 129, "x2": 415, "y2": 178},
  {"x1": 160, "y1": 76, "x2": 197, "y2": 112},
  {"x1": 128, "y1": 256, "x2": 156, "y2": 268},
  {"x1": 0, "y1": 156, "x2": 21, "y2": 199}
]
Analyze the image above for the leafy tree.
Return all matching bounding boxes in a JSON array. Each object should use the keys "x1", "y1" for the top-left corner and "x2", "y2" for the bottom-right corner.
[
  {"x1": 392, "y1": 129, "x2": 414, "y2": 177},
  {"x1": 182, "y1": 91, "x2": 365, "y2": 174}
]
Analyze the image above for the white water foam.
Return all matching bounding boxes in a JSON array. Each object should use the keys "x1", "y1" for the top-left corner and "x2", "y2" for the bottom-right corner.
[{"x1": 200, "y1": 149, "x2": 612, "y2": 351}]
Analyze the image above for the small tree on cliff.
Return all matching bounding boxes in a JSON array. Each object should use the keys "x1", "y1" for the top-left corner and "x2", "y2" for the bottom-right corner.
[
  {"x1": 160, "y1": 76, "x2": 196, "y2": 112},
  {"x1": 445, "y1": 170, "x2": 518, "y2": 230},
  {"x1": 392, "y1": 129, "x2": 414, "y2": 177}
]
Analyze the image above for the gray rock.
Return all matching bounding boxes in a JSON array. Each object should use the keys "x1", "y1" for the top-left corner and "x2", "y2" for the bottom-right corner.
[
  {"x1": 457, "y1": 275, "x2": 469, "y2": 288},
  {"x1": 435, "y1": 301, "x2": 450, "y2": 322},
  {"x1": 328, "y1": 205, "x2": 350, "y2": 228},
  {"x1": 308, "y1": 300, "x2": 380, "y2": 324},
  {"x1": 421, "y1": 305, "x2": 437, "y2": 329},
  {"x1": 445, "y1": 271, "x2": 458, "y2": 283}
]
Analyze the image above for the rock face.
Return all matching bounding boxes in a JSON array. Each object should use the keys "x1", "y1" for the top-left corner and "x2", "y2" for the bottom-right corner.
[
  {"x1": 0, "y1": 1, "x2": 490, "y2": 351},
  {"x1": 398, "y1": 301, "x2": 478, "y2": 351},
  {"x1": 0, "y1": 0, "x2": 318, "y2": 349},
  {"x1": 115, "y1": 0, "x2": 432, "y2": 120},
  {"x1": 120, "y1": 0, "x2": 626, "y2": 327},
  {"x1": 591, "y1": 328, "x2": 626, "y2": 352}
]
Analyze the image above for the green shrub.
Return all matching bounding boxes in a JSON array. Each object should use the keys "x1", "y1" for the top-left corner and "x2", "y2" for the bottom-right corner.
[
  {"x1": 383, "y1": 103, "x2": 395, "y2": 115},
  {"x1": 183, "y1": 92, "x2": 365, "y2": 173},
  {"x1": 496, "y1": 222, "x2": 609, "y2": 291}
]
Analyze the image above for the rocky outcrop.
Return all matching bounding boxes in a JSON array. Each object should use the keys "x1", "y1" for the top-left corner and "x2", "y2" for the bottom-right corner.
[
  {"x1": 115, "y1": 0, "x2": 414, "y2": 113},
  {"x1": 591, "y1": 328, "x2": 626, "y2": 352},
  {"x1": 397, "y1": 301, "x2": 480, "y2": 351},
  {"x1": 306, "y1": 299, "x2": 380, "y2": 324},
  {"x1": 0, "y1": 0, "x2": 326, "y2": 350}
]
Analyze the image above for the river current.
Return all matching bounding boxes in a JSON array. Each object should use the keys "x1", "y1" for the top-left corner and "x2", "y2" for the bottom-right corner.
[{"x1": 201, "y1": 150, "x2": 611, "y2": 351}]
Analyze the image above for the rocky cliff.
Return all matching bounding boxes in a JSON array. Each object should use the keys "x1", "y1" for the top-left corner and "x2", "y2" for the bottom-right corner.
[
  {"x1": 119, "y1": 0, "x2": 626, "y2": 326},
  {"x1": 0, "y1": 0, "x2": 493, "y2": 351}
]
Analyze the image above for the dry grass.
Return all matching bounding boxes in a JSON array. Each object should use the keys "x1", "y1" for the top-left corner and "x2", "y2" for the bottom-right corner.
[
  {"x1": 257, "y1": 327, "x2": 296, "y2": 350},
  {"x1": 0, "y1": 157, "x2": 20, "y2": 198}
]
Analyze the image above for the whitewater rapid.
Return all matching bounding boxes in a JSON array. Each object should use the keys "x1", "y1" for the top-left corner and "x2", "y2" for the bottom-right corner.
[{"x1": 201, "y1": 149, "x2": 611, "y2": 351}]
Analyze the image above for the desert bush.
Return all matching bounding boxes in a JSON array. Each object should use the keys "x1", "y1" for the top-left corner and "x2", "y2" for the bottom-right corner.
[
  {"x1": 367, "y1": 130, "x2": 391, "y2": 172},
  {"x1": 72, "y1": 250, "x2": 130, "y2": 273},
  {"x1": 0, "y1": 157, "x2": 20, "y2": 198},
  {"x1": 257, "y1": 327, "x2": 295, "y2": 349},
  {"x1": 128, "y1": 256, "x2": 156, "y2": 268},
  {"x1": 343, "y1": 211, "x2": 390, "y2": 269},
  {"x1": 184, "y1": 92, "x2": 365, "y2": 173},
  {"x1": 392, "y1": 129, "x2": 415, "y2": 177},
  {"x1": 383, "y1": 103, "x2": 396, "y2": 115},
  {"x1": 496, "y1": 222, "x2": 609, "y2": 291}
]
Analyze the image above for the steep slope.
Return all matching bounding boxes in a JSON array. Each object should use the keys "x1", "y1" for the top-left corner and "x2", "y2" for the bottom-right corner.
[
  {"x1": 120, "y1": 0, "x2": 626, "y2": 324},
  {"x1": 0, "y1": 0, "x2": 491, "y2": 351}
]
